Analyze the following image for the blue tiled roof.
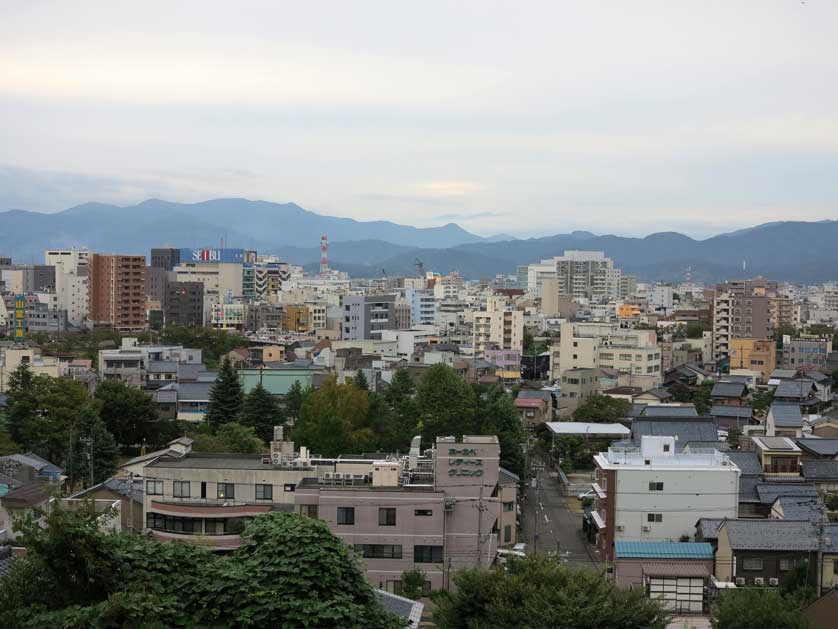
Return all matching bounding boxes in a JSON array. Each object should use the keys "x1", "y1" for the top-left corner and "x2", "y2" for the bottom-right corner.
[{"x1": 614, "y1": 541, "x2": 714, "y2": 559}]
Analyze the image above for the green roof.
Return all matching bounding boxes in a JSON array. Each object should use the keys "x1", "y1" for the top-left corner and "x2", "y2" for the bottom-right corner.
[{"x1": 615, "y1": 541, "x2": 714, "y2": 559}]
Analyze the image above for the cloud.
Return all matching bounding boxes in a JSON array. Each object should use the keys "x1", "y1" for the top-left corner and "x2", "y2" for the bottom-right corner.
[
  {"x1": 433, "y1": 211, "x2": 504, "y2": 221},
  {"x1": 418, "y1": 181, "x2": 482, "y2": 196}
]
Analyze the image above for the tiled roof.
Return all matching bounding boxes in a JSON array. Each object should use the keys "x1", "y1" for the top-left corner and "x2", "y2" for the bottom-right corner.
[
  {"x1": 770, "y1": 403, "x2": 804, "y2": 428},
  {"x1": 726, "y1": 452, "x2": 762, "y2": 475},
  {"x1": 722, "y1": 519, "x2": 818, "y2": 551},
  {"x1": 712, "y1": 382, "x2": 748, "y2": 398},
  {"x1": 772, "y1": 495, "x2": 822, "y2": 521},
  {"x1": 498, "y1": 467, "x2": 520, "y2": 485},
  {"x1": 771, "y1": 369, "x2": 799, "y2": 380},
  {"x1": 795, "y1": 439, "x2": 838, "y2": 457},
  {"x1": 0, "y1": 481, "x2": 51, "y2": 507},
  {"x1": 803, "y1": 371, "x2": 830, "y2": 383},
  {"x1": 517, "y1": 390, "x2": 552, "y2": 401},
  {"x1": 696, "y1": 518, "x2": 724, "y2": 541},
  {"x1": 801, "y1": 460, "x2": 838, "y2": 481},
  {"x1": 755, "y1": 483, "x2": 817, "y2": 505},
  {"x1": 630, "y1": 419, "x2": 718, "y2": 451},
  {"x1": 710, "y1": 405, "x2": 752, "y2": 419},
  {"x1": 775, "y1": 379, "x2": 816, "y2": 400},
  {"x1": 514, "y1": 398, "x2": 543, "y2": 408},
  {"x1": 640, "y1": 561, "x2": 710, "y2": 578},
  {"x1": 374, "y1": 590, "x2": 424, "y2": 628},
  {"x1": 738, "y1": 477, "x2": 761, "y2": 503},
  {"x1": 642, "y1": 406, "x2": 698, "y2": 417},
  {"x1": 643, "y1": 388, "x2": 673, "y2": 400},
  {"x1": 615, "y1": 541, "x2": 714, "y2": 559}
]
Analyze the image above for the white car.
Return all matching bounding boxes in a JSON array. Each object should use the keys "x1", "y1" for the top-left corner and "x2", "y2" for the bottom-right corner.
[
  {"x1": 512, "y1": 543, "x2": 527, "y2": 554},
  {"x1": 577, "y1": 489, "x2": 595, "y2": 501}
]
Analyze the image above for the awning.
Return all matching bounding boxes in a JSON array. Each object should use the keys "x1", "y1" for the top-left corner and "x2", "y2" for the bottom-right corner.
[
  {"x1": 593, "y1": 483, "x2": 606, "y2": 500},
  {"x1": 591, "y1": 511, "x2": 606, "y2": 530},
  {"x1": 641, "y1": 561, "x2": 709, "y2": 578}
]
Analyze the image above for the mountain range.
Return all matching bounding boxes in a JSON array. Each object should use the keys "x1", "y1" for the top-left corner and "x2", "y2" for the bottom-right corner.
[{"x1": 1, "y1": 198, "x2": 836, "y2": 283}]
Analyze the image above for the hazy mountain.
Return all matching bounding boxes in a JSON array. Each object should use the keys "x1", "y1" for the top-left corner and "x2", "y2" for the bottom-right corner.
[{"x1": 0, "y1": 198, "x2": 482, "y2": 261}]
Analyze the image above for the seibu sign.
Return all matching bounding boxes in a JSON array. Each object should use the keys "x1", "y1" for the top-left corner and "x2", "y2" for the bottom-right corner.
[
  {"x1": 179, "y1": 248, "x2": 245, "y2": 263},
  {"x1": 448, "y1": 447, "x2": 484, "y2": 477}
]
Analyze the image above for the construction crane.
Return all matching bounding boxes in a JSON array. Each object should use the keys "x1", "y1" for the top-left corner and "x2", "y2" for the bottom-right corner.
[{"x1": 415, "y1": 257, "x2": 424, "y2": 278}]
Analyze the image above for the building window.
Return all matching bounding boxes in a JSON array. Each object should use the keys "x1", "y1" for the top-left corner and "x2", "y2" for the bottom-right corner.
[
  {"x1": 379, "y1": 507, "x2": 397, "y2": 526},
  {"x1": 146, "y1": 480, "x2": 163, "y2": 495},
  {"x1": 283, "y1": 483, "x2": 296, "y2": 492},
  {"x1": 504, "y1": 525, "x2": 512, "y2": 543},
  {"x1": 300, "y1": 504, "x2": 318, "y2": 518},
  {"x1": 662, "y1": 444, "x2": 670, "y2": 453},
  {"x1": 646, "y1": 513, "x2": 663, "y2": 523},
  {"x1": 173, "y1": 481, "x2": 190, "y2": 498},
  {"x1": 217, "y1": 483, "x2": 235, "y2": 500},
  {"x1": 255, "y1": 484, "x2": 273, "y2": 500},
  {"x1": 503, "y1": 501, "x2": 514, "y2": 512},
  {"x1": 779, "y1": 559, "x2": 796, "y2": 572},
  {"x1": 354, "y1": 544, "x2": 402, "y2": 559},
  {"x1": 337, "y1": 507, "x2": 355, "y2": 525},
  {"x1": 742, "y1": 558, "x2": 764, "y2": 571},
  {"x1": 414, "y1": 509, "x2": 433, "y2": 516},
  {"x1": 648, "y1": 482, "x2": 664, "y2": 491},
  {"x1": 414, "y1": 545, "x2": 444, "y2": 563}
]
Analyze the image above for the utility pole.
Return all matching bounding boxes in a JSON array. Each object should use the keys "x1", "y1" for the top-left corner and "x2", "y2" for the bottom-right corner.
[
  {"x1": 81, "y1": 436, "x2": 94, "y2": 488},
  {"x1": 476, "y1": 483, "x2": 486, "y2": 566},
  {"x1": 532, "y1": 461, "x2": 545, "y2": 554},
  {"x1": 127, "y1": 471, "x2": 134, "y2": 532},
  {"x1": 816, "y1": 499, "x2": 829, "y2": 597}
]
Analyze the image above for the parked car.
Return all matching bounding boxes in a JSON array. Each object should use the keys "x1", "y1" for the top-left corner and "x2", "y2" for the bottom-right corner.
[{"x1": 577, "y1": 489, "x2": 595, "y2": 501}]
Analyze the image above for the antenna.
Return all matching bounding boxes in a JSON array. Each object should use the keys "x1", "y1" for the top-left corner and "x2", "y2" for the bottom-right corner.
[{"x1": 319, "y1": 234, "x2": 329, "y2": 275}]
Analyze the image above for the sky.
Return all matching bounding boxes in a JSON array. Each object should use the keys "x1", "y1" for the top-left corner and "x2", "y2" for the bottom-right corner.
[{"x1": 1, "y1": 1, "x2": 837, "y2": 239}]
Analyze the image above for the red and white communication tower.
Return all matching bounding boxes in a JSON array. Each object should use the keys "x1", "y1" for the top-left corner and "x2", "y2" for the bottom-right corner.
[{"x1": 319, "y1": 234, "x2": 330, "y2": 274}]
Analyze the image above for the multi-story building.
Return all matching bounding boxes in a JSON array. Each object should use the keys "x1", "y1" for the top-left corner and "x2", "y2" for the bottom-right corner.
[
  {"x1": 296, "y1": 435, "x2": 514, "y2": 592},
  {"x1": 242, "y1": 260, "x2": 291, "y2": 300},
  {"x1": 527, "y1": 251, "x2": 622, "y2": 301},
  {"x1": 472, "y1": 297, "x2": 524, "y2": 359},
  {"x1": 729, "y1": 338, "x2": 777, "y2": 381},
  {"x1": 405, "y1": 287, "x2": 437, "y2": 327},
  {"x1": 341, "y1": 294, "x2": 396, "y2": 341},
  {"x1": 174, "y1": 261, "x2": 243, "y2": 324},
  {"x1": 89, "y1": 254, "x2": 147, "y2": 332},
  {"x1": 592, "y1": 436, "x2": 740, "y2": 561},
  {"x1": 44, "y1": 249, "x2": 90, "y2": 328},
  {"x1": 98, "y1": 337, "x2": 202, "y2": 386},
  {"x1": 432, "y1": 273, "x2": 465, "y2": 300},
  {"x1": 780, "y1": 337, "x2": 832, "y2": 369},
  {"x1": 165, "y1": 281, "x2": 204, "y2": 326},
  {"x1": 282, "y1": 304, "x2": 311, "y2": 332},
  {"x1": 210, "y1": 302, "x2": 246, "y2": 331},
  {"x1": 713, "y1": 279, "x2": 778, "y2": 362},
  {"x1": 0, "y1": 345, "x2": 61, "y2": 391},
  {"x1": 150, "y1": 247, "x2": 181, "y2": 271}
]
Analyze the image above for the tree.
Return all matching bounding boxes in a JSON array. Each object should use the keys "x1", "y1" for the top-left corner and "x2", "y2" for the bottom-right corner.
[
  {"x1": 400, "y1": 569, "x2": 426, "y2": 600},
  {"x1": 94, "y1": 379, "x2": 164, "y2": 448},
  {"x1": 572, "y1": 394, "x2": 630, "y2": 423},
  {"x1": 0, "y1": 506, "x2": 400, "y2": 628},
  {"x1": 711, "y1": 588, "x2": 809, "y2": 629},
  {"x1": 726, "y1": 426, "x2": 742, "y2": 450},
  {"x1": 205, "y1": 357, "x2": 244, "y2": 428},
  {"x1": 5, "y1": 363, "x2": 37, "y2": 445},
  {"x1": 433, "y1": 556, "x2": 668, "y2": 629},
  {"x1": 0, "y1": 432, "x2": 19, "y2": 456},
  {"x1": 188, "y1": 422, "x2": 267, "y2": 454},
  {"x1": 379, "y1": 369, "x2": 419, "y2": 452},
  {"x1": 354, "y1": 369, "x2": 369, "y2": 391},
  {"x1": 285, "y1": 379, "x2": 304, "y2": 420},
  {"x1": 753, "y1": 388, "x2": 775, "y2": 416},
  {"x1": 474, "y1": 383, "x2": 525, "y2": 477},
  {"x1": 66, "y1": 404, "x2": 119, "y2": 488},
  {"x1": 686, "y1": 322, "x2": 707, "y2": 339},
  {"x1": 692, "y1": 380, "x2": 714, "y2": 415},
  {"x1": 293, "y1": 377, "x2": 375, "y2": 456},
  {"x1": 417, "y1": 364, "x2": 477, "y2": 442},
  {"x1": 240, "y1": 382, "x2": 285, "y2": 442}
]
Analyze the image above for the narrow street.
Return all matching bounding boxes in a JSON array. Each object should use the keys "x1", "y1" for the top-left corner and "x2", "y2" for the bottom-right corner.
[{"x1": 519, "y1": 460, "x2": 601, "y2": 571}]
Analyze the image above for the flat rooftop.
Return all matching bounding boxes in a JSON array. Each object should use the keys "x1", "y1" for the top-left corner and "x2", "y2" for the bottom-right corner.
[{"x1": 597, "y1": 447, "x2": 734, "y2": 469}]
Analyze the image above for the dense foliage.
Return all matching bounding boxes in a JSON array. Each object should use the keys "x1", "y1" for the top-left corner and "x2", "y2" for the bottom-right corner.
[
  {"x1": 711, "y1": 588, "x2": 809, "y2": 629},
  {"x1": 292, "y1": 365, "x2": 526, "y2": 475},
  {"x1": 572, "y1": 394, "x2": 631, "y2": 423},
  {"x1": 0, "y1": 505, "x2": 403, "y2": 628},
  {"x1": 239, "y1": 382, "x2": 285, "y2": 442},
  {"x1": 186, "y1": 422, "x2": 267, "y2": 454},
  {"x1": 160, "y1": 325, "x2": 249, "y2": 368},
  {"x1": 95, "y1": 379, "x2": 176, "y2": 447},
  {"x1": 433, "y1": 556, "x2": 668, "y2": 629},
  {"x1": 205, "y1": 357, "x2": 245, "y2": 428}
]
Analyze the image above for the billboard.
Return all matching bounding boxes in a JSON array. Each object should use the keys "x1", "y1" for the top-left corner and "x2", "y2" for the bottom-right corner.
[
  {"x1": 13, "y1": 294, "x2": 26, "y2": 339},
  {"x1": 178, "y1": 248, "x2": 246, "y2": 263}
]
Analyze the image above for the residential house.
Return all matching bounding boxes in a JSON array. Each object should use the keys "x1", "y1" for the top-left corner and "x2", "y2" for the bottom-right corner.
[
  {"x1": 796, "y1": 438, "x2": 838, "y2": 460},
  {"x1": 710, "y1": 406, "x2": 753, "y2": 431},
  {"x1": 70, "y1": 476, "x2": 144, "y2": 532},
  {"x1": 801, "y1": 460, "x2": 838, "y2": 493},
  {"x1": 515, "y1": 394, "x2": 551, "y2": 427},
  {"x1": 558, "y1": 367, "x2": 599, "y2": 416},
  {"x1": 710, "y1": 381, "x2": 750, "y2": 407},
  {"x1": 634, "y1": 389, "x2": 673, "y2": 405},
  {"x1": 809, "y1": 417, "x2": 838, "y2": 438},
  {"x1": 766, "y1": 404, "x2": 804, "y2": 438},
  {"x1": 773, "y1": 379, "x2": 819, "y2": 411}
]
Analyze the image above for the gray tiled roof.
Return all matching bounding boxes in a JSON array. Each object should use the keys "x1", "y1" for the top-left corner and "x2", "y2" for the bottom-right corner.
[
  {"x1": 517, "y1": 390, "x2": 552, "y2": 401},
  {"x1": 642, "y1": 405, "x2": 698, "y2": 417},
  {"x1": 775, "y1": 380, "x2": 816, "y2": 400},
  {"x1": 772, "y1": 496, "x2": 822, "y2": 521},
  {"x1": 726, "y1": 452, "x2": 762, "y2": 475},
  {"x1": 177, "y1": 382, "x2": 213, "y2": 401},
  {"x1": 770, "y1": 403, "x2": 804, "y2": 428},
  {"x1": 803, "y1": 371, "x2": 830, "y2": 383},
  {"x1": 499, "y1": 467, "x2": 521, "y2": 485},
  {"x1": 374, "y1": 589, "x2": 424, "y2": 628},
  {"x1": 755, "y1": 483, "x2": 817, "y2": 505},
  {"x1": 710, "y1": 405, "x2": 753, "y2": 419},
  {"x1": 644, "y1": 388, "x2": 672, "y2": 400},
  {"x1": 739, "y1": 476, "x2": 761, "y2": 503},
  {"x1": 147, "y1": 361, "x2": 178, "y2": 374},
  {"x1": 801, "y1": 460, "x2": 838, "y2": 481},
  {"x1": 722, "y1": 519, "x2": 818, "y2": 551},
  {"x1": 712, "y1": 381, "x2": 748, "y2": 399},
  {"x1": 771, "y1": 369, "x2": 799, "y2": 380},
  {"x1": 795, "y1": 438, "x2": 838, "y2": 457},
  {"x1": 630, "y1": 419, "x2": 718, "y2": 451},
  {"x1": 696, "y1": 518, "x2": 724, "y2": 541}
]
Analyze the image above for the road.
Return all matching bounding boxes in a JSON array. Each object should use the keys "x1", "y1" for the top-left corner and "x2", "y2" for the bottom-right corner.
[{"x1": 519, "y1": 463, "x2": 601, "y2": 570}]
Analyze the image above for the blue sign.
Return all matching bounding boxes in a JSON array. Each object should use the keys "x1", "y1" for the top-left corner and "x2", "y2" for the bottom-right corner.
[{"x1": 178, "y1": 248, "x2": 245, "y2": 263}]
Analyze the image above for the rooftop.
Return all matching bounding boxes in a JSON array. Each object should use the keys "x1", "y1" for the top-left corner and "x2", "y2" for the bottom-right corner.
[
  {"x1": 795, "y1": 438, "x2": 838, "y2": 457},
  {"x1": 546, "y1": 422, "x2": 630, "y2": 437},
  {"x1": 614, "y1": 541, "x2": 714, "y2": 559},
  {"x1": 598, "y1": 446, "x2": 733, "y2": 469},
  {"x1": 721, "y1": 519, "x2": 818, "y2": 551},
  {"x1": 770, "y1": 403, "x2": 804, "y2": 428},
  {"x1": 753, "y1": 436, "x2": 801, "y2": 452},
  {"x1": 712, "y1": 382, "x2": 749, "y2": 398},
  {"x1": 755, "y1": 483, "x2": 817, "y2": 505},
  {"x1": 801, "y1": 460, "x2": 838, "y2": 481},
  {"x1": 775, "y1": 379, "x2": 816, "y2": 400}
]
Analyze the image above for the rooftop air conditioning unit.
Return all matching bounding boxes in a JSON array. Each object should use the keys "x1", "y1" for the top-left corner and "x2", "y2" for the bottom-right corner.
[
  {"x1": 641, "y1": 526, "x2": 651, "y2": 532},
  {"x1": 271, "y1": 452, "x2": 281, "y2": 465},
  {"x1": 735, "y1": 578, "x2": 745, "y2": 586},
  {"x1": 323, "y1": 472, "x2": 333, "y2": 481},
  {"x1": 769, "y1": 578, "x2": 779, "y2": 586},
  {"x1": 754, "y1": 578, "x2": 764, "y2": 586}
]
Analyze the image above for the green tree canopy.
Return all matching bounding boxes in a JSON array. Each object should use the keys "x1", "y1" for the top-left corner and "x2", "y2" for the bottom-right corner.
[
  {"x1": 354, "y1": 369, "x2": 370, "y2": 390},
  {"x1": 711, "y1": 588, "x2": 809, "y2": 629},
  {"x1": 0, "y1": 505, "x2": 401, "y2": 628},
  {"x1": 572, "y1": 394, "x2": 630, "y2": 423},
  {"x1": 417, "y1": 363, "x2": 477, "y2": 441},
  {"x1": 66, "y1": 403, "x2": 119, "y2": 487},
  {"x1": 433, "y1": 556, "x2": 668, "y2": 629},
  {"x1": 293, "y1": 376, "x2": 375, "y2": 456},
  {"x1": 240, "y1": 382, "x2": 285, "y2": 442},
  {"x1": 187, "y1": 422, "x2": 267, "y2": 454},
  {"x1": 474, "y1": 383, "x2": 525, "y2": 477},
  {"x1": 159, "y1": 325, "x2": 249, "y2": 368},
  {"x1": 205, "y1": 357, "x2": 244, "y2": 428},
  {"x1": 5, "y1": 362, "x2": 38, "y2": 445},
  {"x1": 284, "y1": 379, "x2": 305, "y2": 420},
  {"x1": 94, "y1": 379, "x2": 166, "y2": 448}
]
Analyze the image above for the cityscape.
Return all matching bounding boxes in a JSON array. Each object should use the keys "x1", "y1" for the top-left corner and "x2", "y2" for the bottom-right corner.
[{"x1": 2, "y1": 2, "x2": 838, "y2": 629}]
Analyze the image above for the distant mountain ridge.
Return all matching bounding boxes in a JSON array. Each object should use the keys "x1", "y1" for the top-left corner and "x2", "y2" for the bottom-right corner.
[
  {"x1": 1, "y1": 199, "x2": 837, "y2": 282},
  {"x1": 0, "y1": 198, "x2": 483, "y2": 261}
]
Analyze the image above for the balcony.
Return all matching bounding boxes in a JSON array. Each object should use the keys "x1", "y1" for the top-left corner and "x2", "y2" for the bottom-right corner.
[
  {"x1": 150, "y1": 500, "x2": 272, "y2": 518},
  {"x1": 150, "y1": 529, "x2": 242, "y2": 550}
]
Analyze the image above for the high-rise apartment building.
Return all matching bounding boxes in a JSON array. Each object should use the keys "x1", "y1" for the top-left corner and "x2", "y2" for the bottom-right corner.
[
  {"x1": 713, "y1": 279, "x2": 778, "y2": 362},
  {"x1": 150, "y1": 247, "x2": 181, "y2": 271},
  {"x1": 165, "y1": 281, "x2": 204, "y2": 327},
  {"x1": 89, "y1": 254, "x2": 147, "y2": 332},
  {"x1": 472, "y1": 296, "x2": 524, "y2": 358},
  {"x1": 341, "y1": 294, "x2": 396, "y2": 340},
  {"x1": 44, "y1": 249, "x2": 90, "y2": 328},
  {"x1": 527, "y1": 251, "x2": 622, "y2": 301},
  {"x1": 173, "y1": 262, "x2": 243, "y2": 324}
]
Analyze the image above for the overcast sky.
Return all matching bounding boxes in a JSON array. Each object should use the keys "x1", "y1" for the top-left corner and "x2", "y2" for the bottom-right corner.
[{"x1": 1, "y1": 1, "x2": 837, "y2": 238}]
